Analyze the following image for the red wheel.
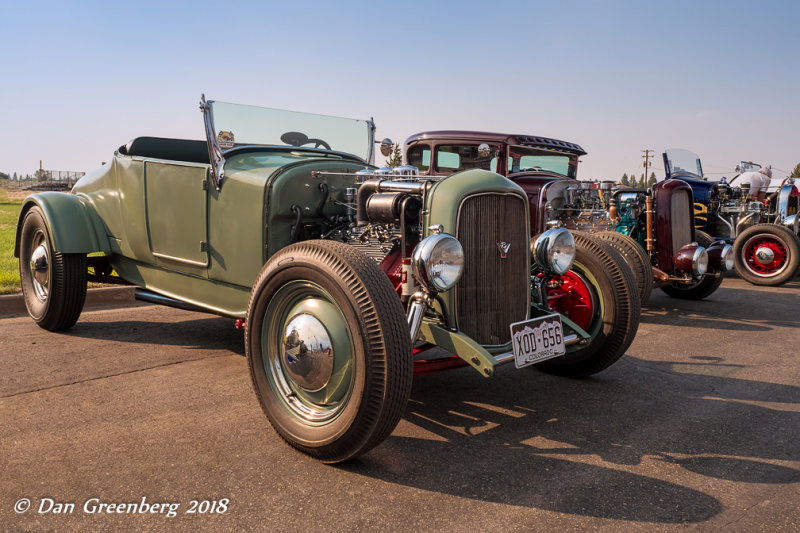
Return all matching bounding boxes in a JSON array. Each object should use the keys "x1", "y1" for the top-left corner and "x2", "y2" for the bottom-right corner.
[
  {"x1": 743, "y1": 236, "x2": 788, "y2": 275},
  {"x1": 733, "y1": 224, "x2": 800, "y2": 286},
  {"x1": 545, "y1": 270, "x2": 594, "y2": 331},
  {"x1": 535, "y1": 233, "x2": 639, "y2": 378}
]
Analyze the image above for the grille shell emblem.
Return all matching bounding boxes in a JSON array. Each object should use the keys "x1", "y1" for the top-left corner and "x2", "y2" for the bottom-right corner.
[{"x1": 497, "y1": 241, "x2": 511, "y2": 259}]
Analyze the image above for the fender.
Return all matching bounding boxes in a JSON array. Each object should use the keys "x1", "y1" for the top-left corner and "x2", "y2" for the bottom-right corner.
[{"x1": 14, "y1": 192, "x2": 111, "y2": 257}]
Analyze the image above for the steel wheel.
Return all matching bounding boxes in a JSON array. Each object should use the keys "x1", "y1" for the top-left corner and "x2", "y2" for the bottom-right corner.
[
  {"x1": 246, "y1": 240, "x2": 412, "y2": 463},
  {"x1": 28, "y1": 228, "x2": 50, "y2": 302},
  {"x1": 545, "y1": 269, "x2": 598, "y2": 345},
  {"x1": 261, "y1": 280, "x2": 355, "y2": 425},
  {"x1": 18, "y1": 206, "x2": 87, "y2": 331},
  {"x1": 733, "y1": 224, "x2": 800, "y2": 286},
  {"x1": 743, "y1": 235, "x2": 788, "y2": 276},
  {"x1": 536, "y1": 233, "x2": 639, "y2": 378}
]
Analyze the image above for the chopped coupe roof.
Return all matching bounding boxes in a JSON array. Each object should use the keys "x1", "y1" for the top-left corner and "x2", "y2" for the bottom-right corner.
[{"x1": 404, "y1": 130, "x2": 587, "y2": 156}]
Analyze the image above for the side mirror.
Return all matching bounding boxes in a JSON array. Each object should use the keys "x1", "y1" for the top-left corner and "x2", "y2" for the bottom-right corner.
[{"x1": 379, "y1": 138, "x2": 393, "y2": 157}]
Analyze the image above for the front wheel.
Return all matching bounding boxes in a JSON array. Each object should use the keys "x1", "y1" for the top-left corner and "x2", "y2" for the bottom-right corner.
[
  {"x1": 733, "y1": 224, "x2": 800, "y2": 286},
  {"x1": 245, "y1": 240, "x2": 412, "y2": 463},
  {"x1": 660, "y1": 230, "x2": 723, "y2": 299},
  {"x1": 18, "y1": 206, "x2": 87, "y2": 331},
  {"x1": 535, "y1": 233, "x2": 640, "y2": 378}
]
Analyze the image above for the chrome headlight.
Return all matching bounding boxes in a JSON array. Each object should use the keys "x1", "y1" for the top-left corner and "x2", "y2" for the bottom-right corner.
[
  {"x1": 720, "y1": 244, "x2": 734, "y2": 271},
  {"x1": 531, "y1": 228, "x2": 575, "y2": 275},
  {"x1": 692, "y1": 246, "x2": 709, "y2": 276},
  {"x1": 411, "y1": 233, "x2": 465, "y2": 292}
]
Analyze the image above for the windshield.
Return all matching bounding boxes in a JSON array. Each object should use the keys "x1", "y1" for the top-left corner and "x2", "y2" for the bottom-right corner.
[
  {"x1": 209, "y1": 100, "x2": 373, "y2": 161},
  {"x1": 664, "y1": 148, "x2": 703, "y2": 178},
  {"x1": 508, "y1": 145, "x2": 576, "y2": 178},
  {"x1": 737, "y1": 161, "x2": 761, "y2": 173}
]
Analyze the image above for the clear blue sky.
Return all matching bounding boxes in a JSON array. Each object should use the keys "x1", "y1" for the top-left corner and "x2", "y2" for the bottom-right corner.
[{"x1": 1, "y1": 0, "x2": 798, "y2": 179}]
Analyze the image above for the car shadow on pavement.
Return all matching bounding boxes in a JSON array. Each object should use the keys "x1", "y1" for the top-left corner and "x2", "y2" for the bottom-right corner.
[
  {"x1": 64, "y1": 317, "x2": 246, "y2": 356},
  {"x1": 341, "y1": 358, "x2": 800, "y2": 523},
  {"x1": 642, "y1": 286, "x2": 800, "y2": 330}
]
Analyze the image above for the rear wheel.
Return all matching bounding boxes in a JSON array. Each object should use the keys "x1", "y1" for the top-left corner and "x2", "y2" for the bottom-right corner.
[
  {"x1": 595, "y1": 231, "x2": 653, "y2": 305},
  {"x1": 245, "y1": 240, "x2": 412, "y2": 463},
  {"x1": 536, "y1": 233, "x2": 640, "y2": 378},
  {"x1": 660, "y1": 230, "x2": 723, "y2": 299},
  {"x1": 733, "y1": 224, "x2": 800, "y2": 286},
  {"x1": 18, "y1": 206, "x2": 87, "y2": 331}
]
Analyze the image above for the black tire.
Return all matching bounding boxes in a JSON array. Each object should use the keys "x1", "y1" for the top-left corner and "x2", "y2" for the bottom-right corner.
[
  {"x1": 733, "y1": 223, "x2": 800, "y2": 286},
  {"x1": 245, "y1": 240, "x2": 412, "y2": 463},
  {"x1": 595, "y1": 231, "x2": 653, "y2": 306},
  {"x1": 18, "y1": 206, "x2": 87, "y2": 331},
  {"x1": 660, "y1": 230, "x2": 724, "y2": 299},
  {"x1": 535, "y1": 233, "x2": 640, "y2": 378}
]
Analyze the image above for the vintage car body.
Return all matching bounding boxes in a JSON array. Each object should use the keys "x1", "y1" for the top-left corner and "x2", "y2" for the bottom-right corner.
[
  {"x1": 404, "y1": 131, "x2": 732, "y2": 301},
  {"x1": 401, "y1": 132, "x2": 642, "y2": 373},
  {"x1": 15, "y1": 98, "x2": 636, "y2": 463},
  {"x1": 664, "y1": 149, "x2": 800, "y2": 285}
]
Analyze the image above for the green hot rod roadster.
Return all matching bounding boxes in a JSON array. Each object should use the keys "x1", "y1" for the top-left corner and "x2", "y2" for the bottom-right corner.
[{"x1": 15, "y1": 97, "x2": 639, "y2": 462}]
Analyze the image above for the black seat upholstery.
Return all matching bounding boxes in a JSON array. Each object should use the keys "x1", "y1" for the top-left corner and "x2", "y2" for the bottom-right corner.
[{"x1": 120, "y1": 137, "x2": 210, "y2": 164}]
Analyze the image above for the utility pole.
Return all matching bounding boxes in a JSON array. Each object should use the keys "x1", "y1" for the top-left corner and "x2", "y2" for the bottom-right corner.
[{"x1": 641, "y1": 149, "x2": 654, "y2": 187}]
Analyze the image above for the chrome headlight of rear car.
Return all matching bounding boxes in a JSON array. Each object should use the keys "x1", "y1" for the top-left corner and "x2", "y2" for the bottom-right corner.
[
  {"x1": 412, "y1": 234, "x2": 465, "y2": 292},
  {"x1": 720, "y1": 244, "x2": 734, "y2": 271},
  {"x1": 531, "y1": 228, "x2": 575, "y2": 275},
  {"x1": 692, "y1": 247, "x2": 709, "y2": 276}
]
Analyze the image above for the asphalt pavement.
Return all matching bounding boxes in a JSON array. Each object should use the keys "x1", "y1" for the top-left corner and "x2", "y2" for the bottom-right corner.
[{"x1": 1, "y1": 277, "x2": 798, "y2": 532}]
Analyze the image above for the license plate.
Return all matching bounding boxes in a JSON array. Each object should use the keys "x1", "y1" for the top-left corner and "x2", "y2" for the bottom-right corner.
[{"x1": 510, "y1": 313, "x2": 567, "y2": 369}]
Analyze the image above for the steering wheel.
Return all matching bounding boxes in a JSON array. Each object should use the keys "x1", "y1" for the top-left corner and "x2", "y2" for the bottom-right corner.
[{"x1": 280, "y1": 131, "x2": 332, "y2": 151}]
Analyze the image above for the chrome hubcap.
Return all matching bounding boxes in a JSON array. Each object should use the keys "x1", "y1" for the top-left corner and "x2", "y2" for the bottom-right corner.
[
  {"x1": 29, "y1": 239, "x2": 50, "y2": 302},
  {"x1": 263, "y1": 281, "x2": 355, "y2": 424},
  {"x1": 281, "y1": 314, "x2": 334, "y2": 392},
  {"x1": 754, "y1": 246, "x2": 775, "y2": 265}
]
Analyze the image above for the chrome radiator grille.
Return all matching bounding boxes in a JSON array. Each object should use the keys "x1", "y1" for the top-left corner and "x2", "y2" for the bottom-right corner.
[
  {"x1": 671, "y1": 190, "x2": 692, "y2": 251},
  {"x1": 455, "y1": 193, "x2": 529, "y2": 346}
]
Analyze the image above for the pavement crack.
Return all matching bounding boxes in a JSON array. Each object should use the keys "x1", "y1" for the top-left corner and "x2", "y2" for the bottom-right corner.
[{"x1": 0, "y1": 354, "x2": 231, "y2": 399}]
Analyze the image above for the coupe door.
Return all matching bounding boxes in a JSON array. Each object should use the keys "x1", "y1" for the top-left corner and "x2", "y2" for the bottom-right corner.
[{"x1": 144, "y1": 161, "x2": 209, "y2": 273}]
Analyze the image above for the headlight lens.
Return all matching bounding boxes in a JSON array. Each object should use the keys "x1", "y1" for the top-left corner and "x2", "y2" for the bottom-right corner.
[
  {"x1": 532, "y1": 228, "x2": 576, "y2": 275},
  {"x1": 721, "y1": 244, "x2": 734, "y2": 271},
  {"x1": 411, "y1": 233, "x2": 465, "y2": 292},
  {"x1": 692, "y1": 246, "x2": 709, "y2": 276}
]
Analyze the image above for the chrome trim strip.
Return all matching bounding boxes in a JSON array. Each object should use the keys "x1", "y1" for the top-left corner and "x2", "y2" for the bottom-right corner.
[
  {"x1": 114, "y1": 153, "x2": 209, "y2": 169},
  {"x1": 152, "y1": 251, "x2": 209, "y2": 267}
]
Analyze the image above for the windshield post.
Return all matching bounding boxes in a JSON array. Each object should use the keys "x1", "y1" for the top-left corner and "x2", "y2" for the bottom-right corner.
[
  {"x1": 663, "y1": 152, "x2": 672, "y2": 179},
  {"x1": 200, "y1": 94, "x2": 225, "y2": 190},
  {"x1": 367, "y1": 118, "x2": 376, "y2": 165}
]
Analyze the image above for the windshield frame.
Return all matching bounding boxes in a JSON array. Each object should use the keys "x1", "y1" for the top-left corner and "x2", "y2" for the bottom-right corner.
[
  {"x1": 200, "y1": 95, "x2": 376, "y2": 189},
  {"x1": 664, "y1": 148, "x2": 704, "y2": 180},
  {"x1": 507, "y1": 145, "x2": 578, "y2": 178}
]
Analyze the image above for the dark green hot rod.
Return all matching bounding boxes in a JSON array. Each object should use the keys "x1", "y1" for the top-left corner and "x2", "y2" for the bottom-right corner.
[{"x1": 15, "y1": 97, "x2": 637, "y2": 462}]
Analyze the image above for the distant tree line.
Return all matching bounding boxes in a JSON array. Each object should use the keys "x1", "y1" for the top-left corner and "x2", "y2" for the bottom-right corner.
[
  {"x1": 0, "y1": 171, "x2": 34, "y2": 181},
  {"x1": 619, "y1": 172, "x2": 657, "y2": 188}
]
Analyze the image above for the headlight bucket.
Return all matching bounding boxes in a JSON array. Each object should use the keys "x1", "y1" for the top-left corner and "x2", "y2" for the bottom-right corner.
[
  {"x1": 411, "y1": 233, "x2": 465, "y2": 293},
  {"x1": 531, "y1": 228, "x2": 576, "y2": 275},
  {"x1": 673, "y1": 243, "x2": 708, "y2": 276},
  {"x1": 706, "y1": 242, "x2": 734, "y2": 272}
]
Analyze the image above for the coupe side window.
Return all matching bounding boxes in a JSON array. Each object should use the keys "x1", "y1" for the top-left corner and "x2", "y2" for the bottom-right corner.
[
  {"x1": 406, "y1": 145, "x2": 430, "y2": 171},
  {"x1": 435, "y1": 145, "x2": 496, "y2": 173}
]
